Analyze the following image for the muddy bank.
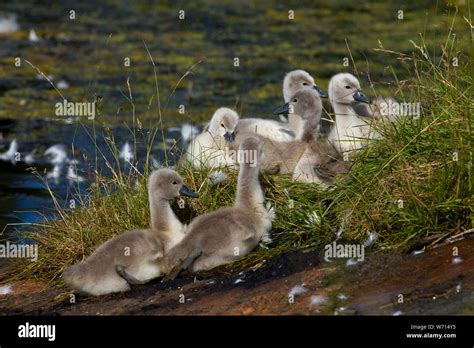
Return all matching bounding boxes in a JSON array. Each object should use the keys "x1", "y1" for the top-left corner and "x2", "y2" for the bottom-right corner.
[{"x1": 0, "y1": 236, "x2": 473, "y2": 315}]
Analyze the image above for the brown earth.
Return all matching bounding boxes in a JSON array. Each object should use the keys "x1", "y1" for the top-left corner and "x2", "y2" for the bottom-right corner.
[{"x1": 0, "y1": 237, "x2": 473, "y2": 315}]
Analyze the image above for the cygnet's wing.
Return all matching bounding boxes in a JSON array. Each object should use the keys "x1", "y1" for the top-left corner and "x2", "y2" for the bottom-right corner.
[
  {"x1": 352, "y1": 103, "x2": 374, "y2": 118},
  {"x1": 312, "y1": 140, "x2": 351, "y2": 180},
  {"x1": 278, "y1": 128, "x2": 296, "y2": 138}
]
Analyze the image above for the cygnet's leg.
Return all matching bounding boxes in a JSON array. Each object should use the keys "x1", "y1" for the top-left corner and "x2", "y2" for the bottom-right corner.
[
  {"x1": 162, "y1": 248, "x2": 202, "y2": 282},
  {"x1": 115, "y1": 264, "x2": 148, "y2": 285}
]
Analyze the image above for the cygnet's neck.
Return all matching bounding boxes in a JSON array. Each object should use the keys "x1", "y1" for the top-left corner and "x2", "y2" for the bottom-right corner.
[
  {"x1": 331, "y1": 102, "x2": 368, "y2": 134},
  {"x1": 235, "y1": 160, "x2": 264, "y2": 212},
  {"x1": 149, "y1": 194, "x2": 181, "y2": 232}
]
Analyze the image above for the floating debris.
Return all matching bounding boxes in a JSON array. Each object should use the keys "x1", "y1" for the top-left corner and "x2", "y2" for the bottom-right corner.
[
  {"x1": 67, "y1": 160, "x2": 85, "y2": 183},
  {"x1": 208, "y1": 280, "x2": 215, "y2": 285},
  {"x1": 392, "y1": 310, "x2": 403, "y2": 316},
  {"x1": 180, "y1": 123, "x2": 200, "y2": 143},
  {"x1": 36, "y1": 74, "x2": 54, "y2": 81},
  {"x1": 46, "y1": 164, "x2": 62, "y2": 183},
  {"x1": 57, "y1": 80, "x2": 70, "y2": 90},
  {"x1": 119, "y1": 142, "x2": 134, "y2": 163},
  {"x1": 24, "y1": 152, "x2": 35, "y2": 165},
  {"x1": 288, "y1": 285, "x2": 307, "y2": 298},
  {"x1": 44, "y1": 144, "x2": 68, "y2": 165},
  {"x1": 0, "y1": 139, "x2": 18, "y2": 163},
  {"x1": 234, "y1": 278, "x2": 245, "y2": 284},
  {"x1": 28, "y1": 29, "x2": 40, "y2": 42},
  {"x1": 0, "y1": 14, "x2": 19, "y2": 34}
]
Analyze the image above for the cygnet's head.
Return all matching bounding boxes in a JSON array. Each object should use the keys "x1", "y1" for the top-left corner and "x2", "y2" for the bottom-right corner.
[
  {"x1": 148, "y1": 168, "x2": 199, "y2": 201},
  {"x1": 328, "y1": 73, "x2": 370, "y2": 105},
  {"x1": 283, "y1": 70, "x2": 328, "y2": 102},
  {"x1": 274, "y1": 88, "x2": 322, "y2": 123},
  {"x1": 208, "y1": 107, "x2": 239, "y2": 142},
  {"x1": 237, "y1": 136, "x2": 263, "y2": 168}
]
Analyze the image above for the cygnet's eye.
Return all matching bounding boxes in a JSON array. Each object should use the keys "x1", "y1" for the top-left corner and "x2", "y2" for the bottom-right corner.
[
  {"x1": 302, "y1": 82, "x2": 308, "y2": 86},
  {"x1": 293, "y1": 98, "x2": 298, "y2": 103},
  {"x1": 221, "y1": 123, "x2": 225, "y2": 128},
  {"x1": 172, "y1": 181, "x2": 178, "y2": 185},
  {"x1": 345, "y1": 85, "x2": 351, "y2": 89}
]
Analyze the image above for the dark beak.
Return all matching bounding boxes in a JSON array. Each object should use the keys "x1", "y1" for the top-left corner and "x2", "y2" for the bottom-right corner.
[
  {"x1": 313, "y1": 85, "x2": 328, "y2": 98},
  {"x1": 179, "y1": 185, "x2": 199, "y2": 198},
  {"x1": 224, "y1": 132, "x2": 235, "y2": 143},
  {"x1": 353, "y1": 89, "x2": 370, "y2": 104},
  {"x1": 273, "y1": 102, "x2": 290, "y2": 115}
]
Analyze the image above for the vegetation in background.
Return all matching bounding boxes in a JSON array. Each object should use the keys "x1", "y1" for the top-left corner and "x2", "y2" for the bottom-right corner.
[{"x1": 3, "y1": 2, "x2": 472, "y2": 284}]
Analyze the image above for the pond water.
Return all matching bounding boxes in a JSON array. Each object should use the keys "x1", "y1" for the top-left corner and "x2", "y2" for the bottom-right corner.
[{"x1": 0, "y1": 1, "x2": 469, "y2": 237}]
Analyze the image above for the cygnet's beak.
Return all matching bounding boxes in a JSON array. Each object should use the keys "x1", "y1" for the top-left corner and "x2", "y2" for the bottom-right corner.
[
  {"x1": 273, "y1": 102, "x2": 290, "y2": 115},
  {"x1": 353, "y1": 89, "x2": 370, "y2": 104},
  {"x1": 313, "y1": 85, "x2": 328, "y2": 98},
  {"x1": 224, "y1": 131, "x2": 235, "y2": 143},
  {"x1": 179, "y1": 185, "x2": 199, "y2": 198}
]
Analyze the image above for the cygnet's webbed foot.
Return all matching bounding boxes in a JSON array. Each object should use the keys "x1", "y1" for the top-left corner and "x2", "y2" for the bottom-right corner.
[
  {"x1": 115, "y1": 264, "x2": 147, "y2": 285},
  {"x1": 161, "y1": 248, "x2": 202, "y2": 282}
]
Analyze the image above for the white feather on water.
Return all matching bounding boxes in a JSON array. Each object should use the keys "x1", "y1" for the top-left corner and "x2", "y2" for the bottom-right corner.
[
  {"x1": 44, "y1": 144, "x2": 68, "y2": 165},
  {"x1": 67, "y1": 160, "x2": 85, "y2": 183},
  {"x1": 24, "y1": 152, "x2": 35, "y2": 165},
  {"x1": 0, "y1": 139, "x2": 18, "y2": 162},
  {"x1": 57, "y1": 80, "x2": 70, "y2": 89},
  {"x1": 0, "y1": 14, "x2": 19, "y2": 34},
  {"x1": 119, "y1": 142, "x2": 133, "y2": 163},
  {"x1": 392, "y1": 310, "x2": 403, "y2": 316},
  {"x1": 234, "y1": 278, "x2": 245, "y2": 284},
  {"x1": 46, "y1": 164, "x2": 62, "y2": 183},
  {"x1": 180, "y1": 123, "x2": 199, "y2": 143},
  {"x1": 28, "y1": 29, "x2": 40, "y2": 42}
]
